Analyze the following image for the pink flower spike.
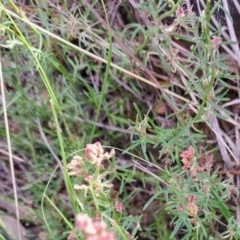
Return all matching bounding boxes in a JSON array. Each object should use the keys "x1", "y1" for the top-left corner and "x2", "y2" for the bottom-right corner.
[
  {"x1": 229, "y1": 188, "x2": 235, "y2": 195},
  {"x1": 178, "y1": 205, "x2": 184, "y2": 212},
  {"x1": 115, "y1": 201, "x2": 123, "y2": 212},
  {"x1": 67, "y1": 232, "x2": 76, "y2": 240},
  {"x1": 186, "y1": 195, "x2": 196, "y2": 202},
  {"x1": 180, "y1": 146, "x2": 195, "y2": 160},
  {"x1": 75, "y1": 213, "x2": 96, "y2": 235},
  {"x1": 187, "y1": 201, "x2": 198, "y2": 216},
  {"x1": 93, "y1": 221, "x2": 107, "y2": 234},
  {"x1": 212, "y1": 36, "x2": 221, "y2": 49},
  {"x1": 176, "y1": 6, "x2": 185, "y2": 18},
  {"x1": 98, "y1": 232, "x2": 116, "y2": 240}
]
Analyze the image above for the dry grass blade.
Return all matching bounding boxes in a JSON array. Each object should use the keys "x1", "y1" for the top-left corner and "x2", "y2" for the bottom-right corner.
[
  {"x1": 0, "y1": 61, "x2": 21, "y2": 239},
  {"x1": 222, "y1": 0, "x2": 240, "y2": 66},
  {"x1": 0, "y1": 149, "x2": 24, "y2": 162},
  {"x1": 133, "y1": 160, "x2": 168, "y2": 187},
  {"x1": 206, "y1": 112, "x2": 235, "y2": 169}
]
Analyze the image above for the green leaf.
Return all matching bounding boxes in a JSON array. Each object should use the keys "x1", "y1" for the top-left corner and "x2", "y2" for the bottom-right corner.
[
  {"x1": 133, "y1": 103, "x2": 143, "y2": 121},
  {"x1": 143, "y1": 190, "x2": 162, "y2": 210},
  {"x1": 170, "y1": 219, "x2": 183, "y2": 239},
  {"x1": 211, "y1": 190, "x2": 231, "y2": 221},
  {"x1": 172, "y1": 34, "x2": 203, "y2": 43}
]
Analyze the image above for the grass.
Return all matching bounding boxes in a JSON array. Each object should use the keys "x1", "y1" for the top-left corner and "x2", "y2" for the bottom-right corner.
[{"x1": 0, "y1": 0, "x2": 240, "y2": 239}]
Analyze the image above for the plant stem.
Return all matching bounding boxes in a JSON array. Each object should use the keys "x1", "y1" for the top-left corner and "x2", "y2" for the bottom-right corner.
[{"x1": 158, "y1": 0, "x2": 184, "y2": 21}]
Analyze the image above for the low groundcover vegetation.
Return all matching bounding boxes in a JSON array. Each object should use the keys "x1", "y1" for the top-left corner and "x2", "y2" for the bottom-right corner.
[{"x1": 1, "y1": 0, "x2": 240, "y2": 239}]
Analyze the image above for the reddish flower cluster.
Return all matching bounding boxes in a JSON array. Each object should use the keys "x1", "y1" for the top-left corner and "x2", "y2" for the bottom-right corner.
[
  {"x1": 211, "y1": 36, "x2": 221, "y2": 50},
  {"x1": 72, "y1": 213, "x2": 116, "y2": 240},
  {"x1": 186, "y1": 195, "x2": 196, "y2": 203},
  {"x1": 115, "y1": 201, "x2": 123, "y2": 212},
  {"x1": 186, "y1": 195, "x2": 198, "y2": 218},
  {"x1": 178, "y1": 195, "x2": 198, "y2": 223},
  {"x1": 176, "y1": 6, "x2": 185, "y2": 18},
  {"x1": 180, "y1": 146, "x2": 195, "y2": 170},
  {"x1": 180, "y1": 146, "x2": 206, "y2": 181},
  {"x1": 180, "y1": 146, "x2": 195, "y2": 160}
]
